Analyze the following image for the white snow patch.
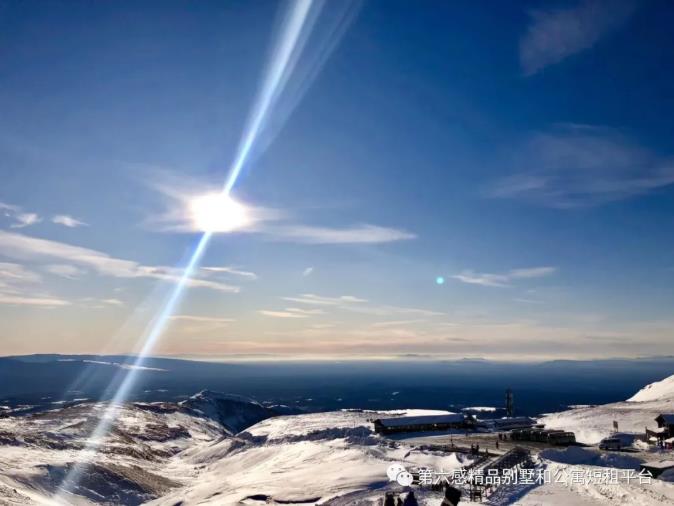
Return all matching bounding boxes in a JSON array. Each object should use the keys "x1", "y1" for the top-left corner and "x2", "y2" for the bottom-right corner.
[
  {"x1": 629, "y1": 374, "x2": 674, "y2": 403},
  {"x1": 462, "y1": 406, "x2": 497, "y2": 413}
]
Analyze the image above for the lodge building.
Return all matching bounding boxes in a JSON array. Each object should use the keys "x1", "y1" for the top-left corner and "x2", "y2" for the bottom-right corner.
[
  {"x1": 373, "y1": 414, "x2": 476, "y2": 434},
  {"x1": 646, "y1": 413, "x2": 674, "y2": 446}
]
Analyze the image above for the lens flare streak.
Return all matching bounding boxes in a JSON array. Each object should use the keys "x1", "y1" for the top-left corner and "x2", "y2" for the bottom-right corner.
[{"x1": 55, "y1": 0, "x2": 347, "y2": 501}]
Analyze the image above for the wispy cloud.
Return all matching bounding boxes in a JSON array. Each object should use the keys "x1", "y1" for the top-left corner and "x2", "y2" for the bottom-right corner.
[
  {"x1": 268, "y1": 224, "x2": 415, "y2": 244},
  {"x1": 169, "y1": 314, "x2": 234, "y2": 332},
  {"x1": 43, "y1": 264, "x2": 86, "y2": 279},
  {"x1": 487, "y1": 125, "x2": 674, "y2": 208},
  {"x1": 302, "y1": 266, "x2": 314, "y2": 277},
  {"x1": 0, "y1": 230, "x2": 240, "y2": 293},
  {"x1": 101, "y1": 298, "x2": 124, "y2": 306},
  {"x1": 1, "y1": 201, "x2": 42, "y2": 229},
  {"x1": 514, "y1": 297, "x2": 544, "y2": 304},
  {"x1": 259, "y1": 309, "x2": 309, "y2": 319},
  {"x1": 284, "y1": 307, "x2": 325, "y2": 315},
  {"x1": 0, "y1": 262, "x2": 69, "y2": 307},
  {"x1": 520, "y1": 0, "x2": 636, "y2": 75},
  {"x1": 282, "y1": 292, "x2": 443, "y2": 318},
  {"x1": 344, "y1": 304, "x2": 444, "y2": 317},
  {"x1": 201, "y1": 266, "x2": 258, "y2": 280},
  {"x1": 282, "y1": 293, "x2": 367, "y2": 306},
  {"x1": 52, "y1": 215, "x2": 88, "y2": 227},
  {"x1": 0, "y1": 293, "x2": 70, "y2": 306},
  {"x1": 10, "y1": 212, "x2": 41, "y2": 229},
  {"x1": 259, "y1": 307, "x2": 325, "y2": 319},
  {"x1": 452, "y1": 266, "x2": 557, "y2": 287},
  {"x1": 144, "y1": 170, "x2": 415, "y2": 245},
  {"x1": 371, "y1": 319, "x2": 424, "y2": 328},
  {"x1": 171, "y1": 315, "x2": 235, "y2": 323},
  {"x1": 1, "y1": 202, "x2": 88, "y2": 229},
  {"x1": 0, "y1": 261, "x2": 41, "y2": 285}
]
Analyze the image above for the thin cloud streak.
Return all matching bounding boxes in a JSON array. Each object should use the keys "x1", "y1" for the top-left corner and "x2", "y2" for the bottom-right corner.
[
  {"x1": 282, "y1": 292, "x2": 443, "y2": 317},
  {"x1": 1, "y1": 201, "x2": 42, "y2": 229},
  {"x1": 52, "y1": 215, "x2": 88, "y2": 227},
  {"x1": 44, "y1": 264, "x2": 86, "y2": 279},
  {"x1": 10, "y1": 212, "x2": 41, "y2": 228},
  {"x1": 520, "y1": 0, "x2": 636, "y2": 75},
  {"x1": 259, "y1": 309, "x2": 309, "y2": 318},
  {"x1": 0, "y1": 293, "x2": 70, "y2": 306},
  {"x1": 282, "y1": 293, "x2": 367, "y2": 306},
  {"x1": 267, "y1": 224, "x2": 416, "y2": 244},
  {"x1": 487, "y1": 125, "x2": 674, "y2": 208},
  {"x1": 0, "y1": 230, "x2": 240, "y2": 293},
  {"x1": 0, "y1": 261, "x2": 69, "y2": 307},
  {"x1": 202, "y1": 266, "x2": 258, "y2": 280},
  {"x1": 452, "y1": 266, "x2": 557, "y2": 287}
]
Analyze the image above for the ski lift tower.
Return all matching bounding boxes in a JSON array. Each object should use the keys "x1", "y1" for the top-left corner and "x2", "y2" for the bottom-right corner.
[{"x1": 505, "y1": 388, "x2": 514, "y2": 417}]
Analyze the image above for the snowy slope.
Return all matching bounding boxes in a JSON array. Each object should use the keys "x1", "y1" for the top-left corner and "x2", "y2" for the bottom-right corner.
[
  {"x1": 540, "y1": 373, "x2": 674, "y2": 445},
  {"x1": 0, "y1": 392, "x2": 276, "y2": 505},
  {"x1": 178, "y1": 390, "x2": 277, "y2": 434},
  {"x1": 150, "y1": 408, "x2": 474, "y2": 506},
  {"x1": 4, "y1": 380, "x2": 674, "y2": 506},
  {"x1": 628, "y1": 374, "x2": 674, "y2": 403},
  {"x1": 510, "y1": 460, "x2": 674, "y2": 506},
  {"x1": 0, "y1": 397, "x2": 473, "y2": 506}
]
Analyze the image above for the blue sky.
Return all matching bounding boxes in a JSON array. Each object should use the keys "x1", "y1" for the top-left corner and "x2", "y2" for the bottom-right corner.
[{"x1": 1, "y1": 0, "x2": 673, "y2": 360}]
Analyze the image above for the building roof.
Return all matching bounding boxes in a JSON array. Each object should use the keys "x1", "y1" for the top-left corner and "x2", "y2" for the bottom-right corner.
[
  {"x1": 375, "y1": 414, "x2": 466, "y2": 427},
  {"x1": 642, "y1": 460, "x2": 674, "y2": 470},
  {"x1": 656, "y1": 414, "x2": 674, "y2": 424}
]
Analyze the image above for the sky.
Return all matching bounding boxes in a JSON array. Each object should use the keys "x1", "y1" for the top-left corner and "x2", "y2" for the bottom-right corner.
[{"x1": 1, "y1": 0, "x2": 673, "y2": 361}]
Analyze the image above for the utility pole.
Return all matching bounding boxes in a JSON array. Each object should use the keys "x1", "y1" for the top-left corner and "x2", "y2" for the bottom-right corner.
[{"x1": 505, "y1": 388, "x2": 514, "y2": 417}]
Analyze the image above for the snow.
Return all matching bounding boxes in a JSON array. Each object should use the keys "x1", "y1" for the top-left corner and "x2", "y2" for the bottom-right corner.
[
  {"x1": 178, "y1": 390, "x2": 276, "y2": 434},
  {"x1": 508, "y1": 461, "x2": 674, "y2": 506},
  {"x1": 376, "y1": 414, "x2": 465, "y2": 428},
  {"x1": 629, "y1": 374, "x2": 674, "y2": 403},
  {"x1": 540, "y1": 447, "x2": 642, "y2": 469},
  {"x1": 643, "y1": 460, "x2": 674, "y2": 469},
  {"x1": 4, "y1": 377, "x2": 674, "y2": 505},
  {"x1": 463, "y1": 406, "x2": 497, "y2": 413},
  {"x1": 0, "y1": 394, "x2": 256, "y2": 505},
  {"x1": 540, "y1": 393, "x2": 674, "y2": 445},
  {"x1": 151, "y1": 409, "x2": 474, "y2": 506}
]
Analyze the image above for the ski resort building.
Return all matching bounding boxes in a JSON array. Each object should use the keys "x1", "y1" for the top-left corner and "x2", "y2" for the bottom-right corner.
[
  {"x1": 656, "y1": 414, "x2": 674, "y2": 437},
  {"x1": 373, "y1": 413, "x2": 476, "y2": 434},
  {"x1": 647, "y1": 414, "x2": 674, "y2": 444}
]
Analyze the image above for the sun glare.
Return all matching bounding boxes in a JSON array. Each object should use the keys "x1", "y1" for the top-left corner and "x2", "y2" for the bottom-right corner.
[{"x1": 190, "y1": 193, "x2": 249, "y2": 233}]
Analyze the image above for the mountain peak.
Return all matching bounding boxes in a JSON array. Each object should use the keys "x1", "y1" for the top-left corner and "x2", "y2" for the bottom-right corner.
[
  {"x1": 179, "y1": 390, "x2": 275, "y2": 434},
  {"x1": 627, "y1": 373, "x2": 674, "y2": 402}
]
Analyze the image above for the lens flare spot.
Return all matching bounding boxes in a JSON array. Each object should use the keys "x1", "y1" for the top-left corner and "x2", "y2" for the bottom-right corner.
[
  {"x1": 436, "y1": 276, "x2": 445, "y2": 285},
  {"x1": 190, "y1": 194, "x2": 249, "y2": 233}
]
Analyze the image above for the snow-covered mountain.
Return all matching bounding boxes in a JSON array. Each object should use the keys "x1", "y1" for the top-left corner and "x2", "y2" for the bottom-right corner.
[
  {"x1": 628, "y1": 374, "x2": 674, "y2": 403},
  {"x1": 151, "y1": 409, "x2": 475, "y2": 505},
  {"x1": 178, "y1": 390, "x2": 278, "y2": 435},
  {"x1": 0, "y1": 393, "x2": 473, "y2": 505},
  {"x1": 3, "y1": 376, "x2": 674, "y2": 505},
  {"x1": 541, "y1": 372, "x2": 674, "y2": 444},
  {"x1": 0, "y1": 391, "x2": 278, "y2": 504}
]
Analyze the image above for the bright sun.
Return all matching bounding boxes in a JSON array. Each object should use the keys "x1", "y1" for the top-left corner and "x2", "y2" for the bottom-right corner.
[{"x1": 190, "y1": 193, "x2": 249, "y2": 233}]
